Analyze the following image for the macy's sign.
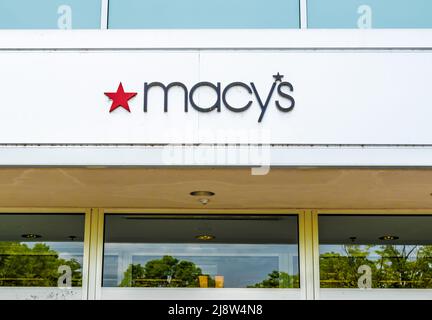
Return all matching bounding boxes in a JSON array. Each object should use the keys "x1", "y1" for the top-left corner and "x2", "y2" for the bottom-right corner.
[{"x1": 104, "y1": 73, "x2": 295, "y2": 123}]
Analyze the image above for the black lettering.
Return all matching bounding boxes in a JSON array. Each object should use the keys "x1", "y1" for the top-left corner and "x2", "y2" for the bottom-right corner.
[
  {"x1": 276, "y1": 82, "x2": 295, "y2": 112},
  {"x1": 143, "y1": 82, "x2": 188, "y2": 112},
  {"x1": 189, "y1": 82, "x2": 221, "y2": 112},
  {"x1": 250, "y1": 82, "x2": 277, "y2": 123},
  {"x1": 222, "y1": 82, "x2": 253, "y2": 112}
]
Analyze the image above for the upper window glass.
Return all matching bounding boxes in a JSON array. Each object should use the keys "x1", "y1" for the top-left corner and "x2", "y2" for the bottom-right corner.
[
  {"x1": 0, "y1": 0, "x2": 101, "y2": 29},
  {"x1": 0, "y1": 214, "x2": 85, "y2": 288},
  {"x1": 319, "y1": 215, "x2": 432, "y2": 289},
  {"x1": 103, "y1": 214, "x2": 299, "y2": 288},
  {"x1": 307, "y1": 0, "x2": 432, "y2": 28},
  {"x1": 108, "y1": 0, "x2": 300, "y2": 29}
]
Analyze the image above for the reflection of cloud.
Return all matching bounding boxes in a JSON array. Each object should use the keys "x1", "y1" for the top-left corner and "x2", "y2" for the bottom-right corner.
[
  {"x1": 104, "y1": 243, "x2": 299, "y2": 288},
  {"x1": 22, "y1": 241, "x2": 84, "y2": 264},
  {"x1": 320, "y1": 244, "x2": 426, "y2": 260}
]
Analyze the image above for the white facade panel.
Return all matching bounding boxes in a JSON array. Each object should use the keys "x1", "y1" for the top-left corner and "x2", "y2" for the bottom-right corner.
[
  {"x1": 198, "y1": 51, "x2": 432, "y2": 144},
  {"x1": 0, "y1": 48, "x2": 431, "y2": 144},
  {"x1": 0, "y1": 30, "x2": 431, "y2": 166}
]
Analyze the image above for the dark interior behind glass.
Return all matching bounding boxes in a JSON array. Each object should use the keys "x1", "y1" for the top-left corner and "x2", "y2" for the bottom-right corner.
[
  {"x1": 0, "y1": 214, "x2": 84, "y2": 287},
  {"x1": 103, "y1": 214, "x2": 299, "y2": 289},
  {"x1": 319, "y1": 215, "x2": 432, "y2": 289}
]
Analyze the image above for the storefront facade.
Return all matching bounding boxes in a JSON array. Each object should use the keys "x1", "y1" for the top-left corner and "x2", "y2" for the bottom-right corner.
[{"x1": 0, "y1": 0, "x2": 432, "y2": 300}]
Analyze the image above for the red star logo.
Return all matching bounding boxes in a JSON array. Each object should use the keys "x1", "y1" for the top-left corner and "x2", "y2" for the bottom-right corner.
[{"x1": 104, "y1": 82, "x2": 137, "y2": 112}]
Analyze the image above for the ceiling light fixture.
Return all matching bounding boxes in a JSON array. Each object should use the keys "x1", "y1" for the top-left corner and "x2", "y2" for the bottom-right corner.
[
  {"x1": 190, "y1": 191, "x2": 215, "y2": 206},
  {"x1": 21, "y1": 234, "x2": 42, "y2": 239},
  {"x1": 190, "y1": 191, "x2": 215, "y2": 197},
  {"x1": 195, "y1": 234, "x2": 215, "y2": 241},
  {"x1": 199, "y1": 198, "x2": 210, "y2": 205},
  {"x1": 379, "y1": 235, "x2": 399, "y2": 241}
]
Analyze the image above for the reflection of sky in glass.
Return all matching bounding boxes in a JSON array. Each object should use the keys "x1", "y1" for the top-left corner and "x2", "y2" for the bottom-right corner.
[
  {"x1": 103, "y1": 243, "x2": 299, "y2": 288},
  {"x1": 25, "y1": 241, "x2": 84, "y2": 267},
  {"x1": 320, "y1": 244, "x2": 427, "y2": 261}
]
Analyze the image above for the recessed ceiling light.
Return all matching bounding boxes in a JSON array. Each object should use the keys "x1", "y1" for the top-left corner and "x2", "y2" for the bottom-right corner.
[
  {"x1": 379, "y1": 235, "x2": 399, "y2": 241},
  {"x1": 195, "y1": 234, "x2": 215, "y2": 241},
  {"x1": 198, "y1": 198, "x2": 209, "y2": 205},
  {"x1": 21, "y1": 234, "x2": 42, "y2": 239},
  {"x1": 190, "y1": 191, "x2": 215, "y2": 197}
]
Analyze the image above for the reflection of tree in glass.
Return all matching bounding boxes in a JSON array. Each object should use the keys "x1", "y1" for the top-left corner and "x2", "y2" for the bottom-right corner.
[
  {"x1": 120, "y1": 255, "x2": 203, "y2": 287},
  {"x1": 248, "y1": 271, "x2": 300, "y2": 288},
  {"x1": 320, "y1": 244, "x2": 432, "y2": 288},
  {"x1": 0, "y1": 242, "x2": 82, "y2": 287},
  {"x1": 121, "y1": 255, "x2": 299, "y2": 289}
]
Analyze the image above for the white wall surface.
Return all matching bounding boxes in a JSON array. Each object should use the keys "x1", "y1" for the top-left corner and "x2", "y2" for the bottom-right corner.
[
  {"x1": 0, "y1": 30, "x2": 431, "y2": 145},
  {"x1": 0, "y1": 30, "x2": 431, "y2": 165}
]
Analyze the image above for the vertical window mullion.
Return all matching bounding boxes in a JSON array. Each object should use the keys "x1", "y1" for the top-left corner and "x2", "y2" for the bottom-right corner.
[{"x1": 101, "y1": 0, "x2": 109, "y2": 29}]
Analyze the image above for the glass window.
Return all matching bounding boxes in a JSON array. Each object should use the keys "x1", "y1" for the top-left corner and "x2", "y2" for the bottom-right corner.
[
  {"x1": 307, "y1": 0, "x2": 432, "y2": 28},
  {"x1": 319, "y1": 215, "x2": 432, "y2": 289},
  {"x1": 108, "y1": 0, "x2": 300, "y2": 29},
  {"x1": 103, "y1": 214, "x2": 299, "y2": 288},
  {"x1": 0, "y1": 214, "x2": 85, "y2": 288},
  {"x1": 0, "y1": 0, "x2": 101, "y2": 29}
]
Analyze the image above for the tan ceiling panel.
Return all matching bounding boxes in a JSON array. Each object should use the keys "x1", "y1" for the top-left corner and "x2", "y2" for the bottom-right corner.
[{"x1": 0, "y1": 168, "x2": 431, "y2": 209}]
